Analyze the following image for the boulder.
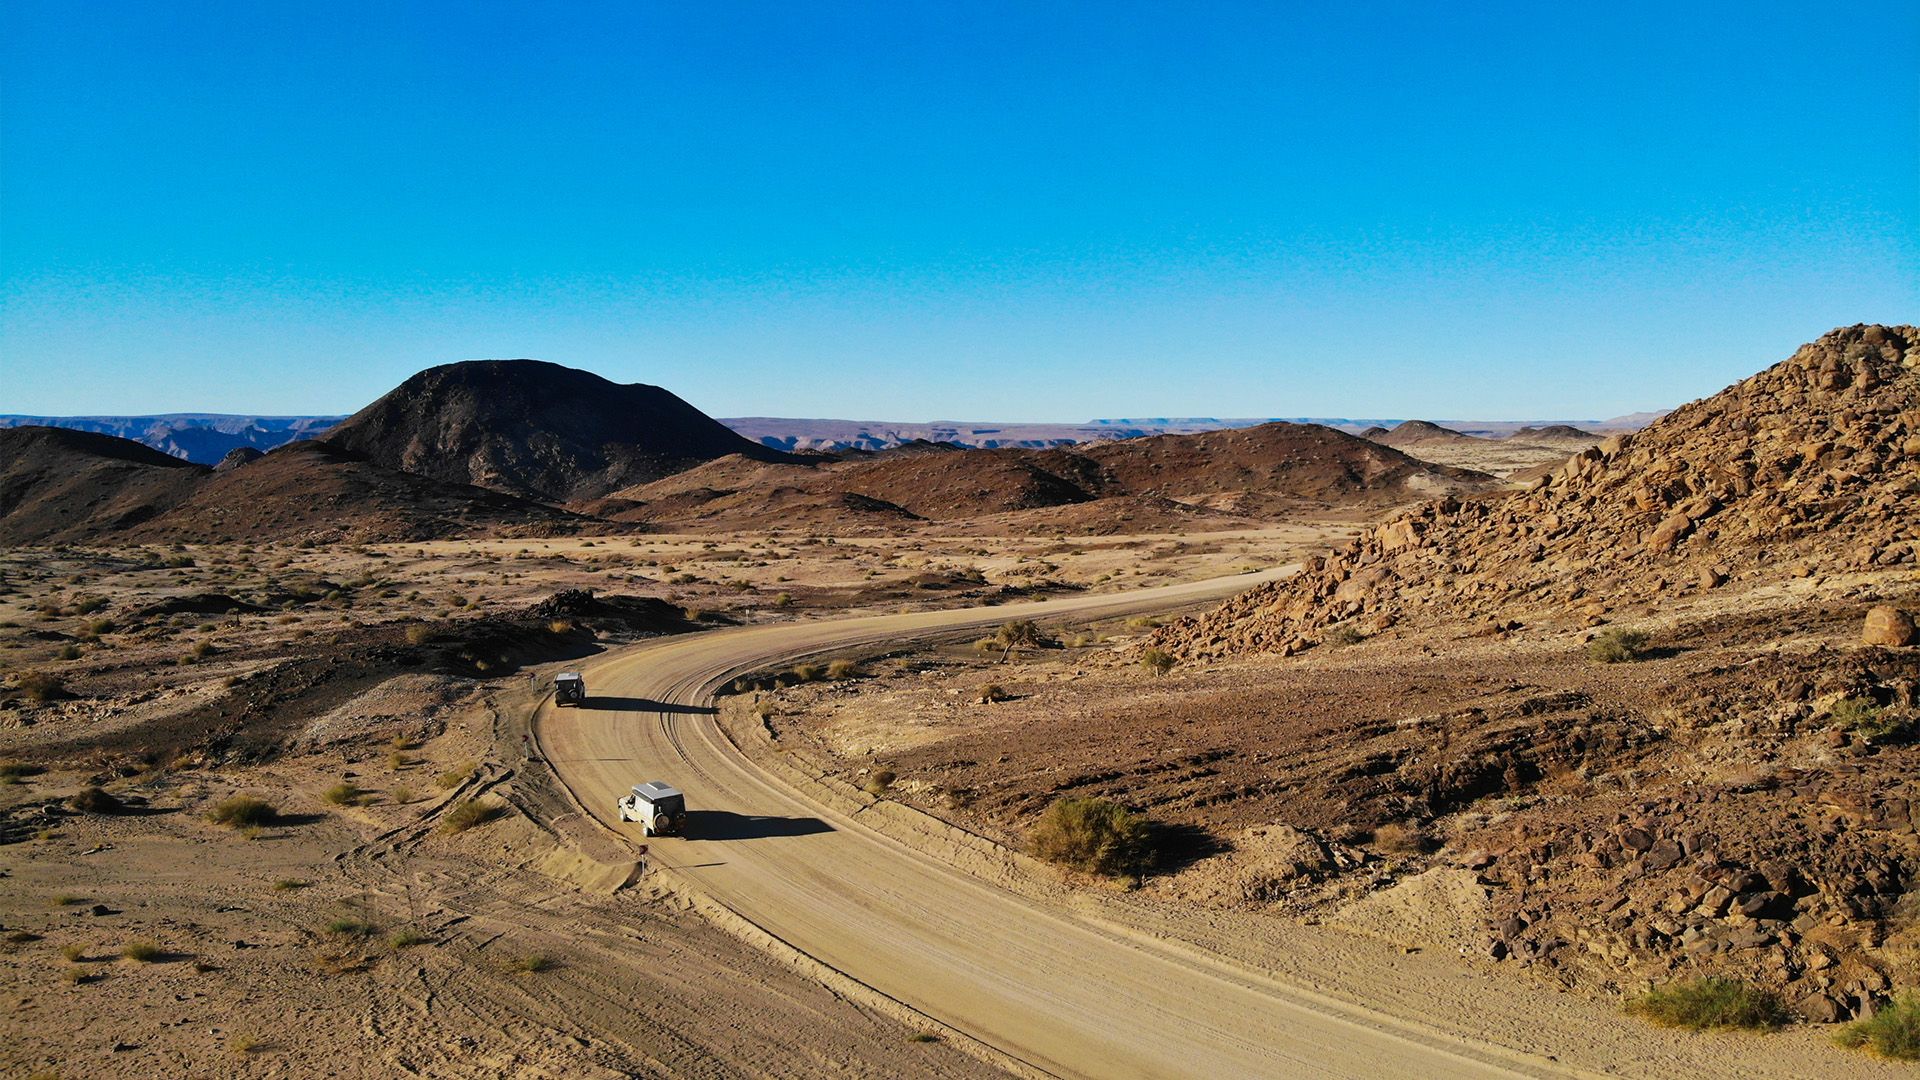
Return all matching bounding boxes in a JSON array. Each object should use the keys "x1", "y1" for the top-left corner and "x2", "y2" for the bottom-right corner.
[{"x1": 1861, "y1": 605, "x2": 1916, "y2": 647}]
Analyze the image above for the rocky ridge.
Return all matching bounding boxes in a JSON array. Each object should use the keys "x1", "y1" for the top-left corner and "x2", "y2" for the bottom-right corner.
[{"x1": 1159, "y1": 325, "x2": 1920, "y2": 660}]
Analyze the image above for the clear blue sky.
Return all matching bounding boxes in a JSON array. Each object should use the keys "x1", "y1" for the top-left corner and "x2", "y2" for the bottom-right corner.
[{"x1": 2, "y1": 1, "x2": 1915, "y2": 421}]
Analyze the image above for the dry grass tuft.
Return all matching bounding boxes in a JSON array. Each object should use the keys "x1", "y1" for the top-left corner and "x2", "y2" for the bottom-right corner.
[
  {"x1": 207, "y1": 795, "x2": 276, "y2": 828},
  {"x1": 439, "y1": 797, "x2": 505, "y2": 833},
  {"x1": 1626, "y1": 977, "x2": 1786, "y2": 1031}
]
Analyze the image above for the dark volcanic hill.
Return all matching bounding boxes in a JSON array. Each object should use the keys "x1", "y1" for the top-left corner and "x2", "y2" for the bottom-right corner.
[
  {"x1": 1158, "y1": 324, "x2": 1920, "y2": 659},
  {"x1": 327, "y1": 360, "x2": 792, "y2": 502},
  {"x1": 0, "y1": 427, "x2": 209, "y2": 544}
]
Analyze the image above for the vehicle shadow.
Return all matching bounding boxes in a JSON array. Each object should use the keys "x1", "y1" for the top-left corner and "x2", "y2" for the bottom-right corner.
[
  {"x1": 584, "y1": 696, "x2": 717, "y2": 716},
  {"x1": 688, "y1": 810, "x2": 833, "y2": 841}
]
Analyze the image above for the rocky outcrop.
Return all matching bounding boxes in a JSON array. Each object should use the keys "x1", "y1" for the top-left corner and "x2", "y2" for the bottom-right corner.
[{"x1": 1158, "y1": 325, "x2": 1920, "y2": 660}]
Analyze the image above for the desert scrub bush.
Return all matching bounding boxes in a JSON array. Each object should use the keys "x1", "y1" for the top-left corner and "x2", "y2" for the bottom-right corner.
[
  {"x1": 1124, "y1": 615, "x2": 1161, "y2": 632},
  {"x1": 1835, "y1": 991, "x2": 1920, "y2": 1060},
  {"x1": 272, "y1": 878, "x2": 311, "y2": 891},
  {"x1": 59, "y1": 943, "x2": 87, "y2": 962},
  {"x1": 788, "y1": 662, "x2": 826, "y2": 683},
  {"x1": 388, "y1": 751, "x2": 415, "y2": 770},
  {"x1": 389, "y1": 784, "x2": 415, "y2": 805},
  {"x1": 322, "y1": 918, "x2": 377, "y2": 938},
  {"x1": 773, "y1": 592, "x2": 794, "y2": 607},
  {"x1": 1587, "y1": 628, "x2": 1651, "y2": 663},
  {"x1": 826, "y1": 658, "x2": 860, "y2": 680},
  {"x1": 54, "y1": 644, "x2": 82, "y2": 661},
  {"x1": 434, "y1": 761, "x2": 477, "y2": 790},
  {"x1": 1830, "y1": 697, "x2": 1912, "y2": 741},
  {"x1": 1625, "y1": 977, "x2": 1786, "y2": 1031},
  {"x1": 207, "y1": 795, "x2": 276, "y2": 828},
  {"x1": 1028, "y1": 797, "x2": 1152, "y2": 877},
  {"x1": 321, "y1": 782, "x2": 363, "y2": 806},
  {"x1": 502, "y1": 953, "x2": 552, "y2": 974},
  {"x1": 546, "y1": 619, "x2": 574, "y2": 635},
  {"x1": 69, "y1": 787, "x2": 124, "y2": 814},
  {"x1": 388, "y1": 929, "x2": 430, "y2": 949},
  {"x1": 1370, "y1": 820, "x2": 1435, "y2": 855},
  {"x1": 404, "y1": 623, "x2": 435, "y2": 645},
  {"x1": 977, "y1": 683, "x2": 1010, "y2": 704},
  {"x1": 863, "y1": 769, "x2": 896, "y2": 797},
  {"x1": 439, "y1": 797, "x2": 505, "y2": 833},
  {"x1": 0, "y1": 760, "x2": 44, "y2": 781},
  {"x1": 17, "y1": 671, "x2": 65, "y2": 704},
  {"x1": 1326, "y1": 625, "x2": 1366, "y2": 647},
  {"x1": 189, "y1": 640, "x2": 216, "y2": 658},
  {"x1": 120, "y1": 941, "x2": 162, "y2": 963},
  {"x1": 230, "y1": 1033, "x2": 264, "y2": 1055},
  {"x1": 1139, "y1": 648, "x2": 1175, "y2": 677}
]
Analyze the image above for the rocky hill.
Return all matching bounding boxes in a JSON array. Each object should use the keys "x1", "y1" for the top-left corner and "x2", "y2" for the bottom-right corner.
[
  {"x1": 1371, "y1": 420, "x2": 1482, "y2": 446},
  {"x1": 327, "y1": 360, "x2": 791, "y2": 502},
  {"x1": 604, "y1": 422, "x2": 1499, "y2": 532},
  {"x1": 0, "y1": 427, "x2": 587, "y2": 546},
  {"x1": 0, "y1": 414, "x2": 337, "y2": 464},
  {"x1": 0, "y1": 427, "x2": 210, "y2": 544},
  {"x1": 1159, "y1": 324, "x2": 1920, "y2": 659},
  {"x1": 127, "y1": 440, "x2": 588, "y2": 544}
]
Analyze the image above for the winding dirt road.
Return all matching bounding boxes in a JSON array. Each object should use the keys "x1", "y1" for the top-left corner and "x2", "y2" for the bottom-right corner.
[{"x1": 535, "y1": 573, "x2": 1570, "y2": 1078}]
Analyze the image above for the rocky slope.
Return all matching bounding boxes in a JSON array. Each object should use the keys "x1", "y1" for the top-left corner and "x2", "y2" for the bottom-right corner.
[
  {"x1": 1141, "y1": 325, "x2": 1920, "y2": 1021},
  {"x1": 0, "y1": 427, "x2": 209, "y2": 544},
  {"x1": 327, "y1": 360, "x2": 791, "y2": 502},
  {"x1": 1163, "y1": 325, "x2": 1920, "y2": 660}
]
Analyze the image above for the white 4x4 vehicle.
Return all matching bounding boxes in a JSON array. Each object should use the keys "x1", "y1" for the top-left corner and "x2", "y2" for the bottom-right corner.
[{"x1": 617, "y1": 782, "x2": 687, "y2": 836}]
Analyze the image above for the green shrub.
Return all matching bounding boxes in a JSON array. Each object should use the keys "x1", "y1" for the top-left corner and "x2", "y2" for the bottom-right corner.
[
  {"x1": 0, "y1": 761, "x2": 44, "y2": 780},
  {"x1": 826, "y1": 659, "x2": 860, "y2": 680},
  {"x1": 1835, "y1": 992, "x2": 1920, "y2": 1060},
  {"x1": 388, "y1": 929, "x2": 430, "y2": 949},
  {"x1": 120, "y1": 941, "x2": 162, "y2": 963},
  {"x1": 1830, "y1": 698, "x2": 1912, "y2": 741},
  {"x1": 1625, "y1": 977, "x2": 1786, "y2": 1031},
  {"x1": 1587, "y1": 628, "x2": 1651, "y2": 664},
  {"x1": 1028, "y1": 797, "x2": 1152, "y2": 876},
  {"x1": 322, "y1": 918, "x2": 376, "y2": 938},
  {"x1": 1139, "y1": 648, "x2": 1175, "y2": 676},
  {"x1": 503, "y1": 953, "x2": 551, "y2": 974},
  {"x1": 321, "y1": 783, "x2": 362, "y2": 806},
  {"x1": 439, "y1": 798, "x2": 505, "y2": 833},
  {"x1": 54, "y1": 644, "x2": 82, "y2": 661},
  {"x1": 207, "y1": 796, "x2": 276, "y2": 828},
  {"x1": 977, "y1": 683, "x2": 1009, "y2": 704},
  {"x1": 863, "y1": 769, "x2": 896, "y2": 797}
]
